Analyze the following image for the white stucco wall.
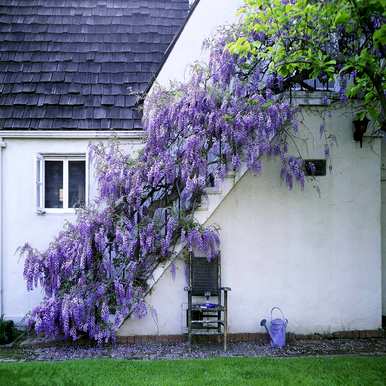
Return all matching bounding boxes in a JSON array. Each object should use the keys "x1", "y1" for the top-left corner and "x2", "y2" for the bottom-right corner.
[
  {"x1": 119, "y1": 0, "x2": 383, "y2": 337},
  {"x1": 381, "y1": 140, "x2": 386, "y2": 316},
  {"x1": 156, "y1": 0, "x2": 244, "y2": 86},
  {"x1": 120, "y1": 106, "x2": 382, "y2": 336},
  {"x1": 1, "y1": 137, "x2": 142, "y2": 321}
]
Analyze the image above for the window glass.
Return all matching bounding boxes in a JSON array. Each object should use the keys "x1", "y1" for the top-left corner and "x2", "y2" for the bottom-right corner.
[
  {"x1": 69, "y1": 161, "x2": 86, "y2": 208},
  {"x1": 45, "y1": 161, "x2": 63, "y2": 208}
]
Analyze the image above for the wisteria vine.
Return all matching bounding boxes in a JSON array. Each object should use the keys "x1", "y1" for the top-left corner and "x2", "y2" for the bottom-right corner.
[{"x1": 20, "y1": 25, "x2": 306, "y2": 343}]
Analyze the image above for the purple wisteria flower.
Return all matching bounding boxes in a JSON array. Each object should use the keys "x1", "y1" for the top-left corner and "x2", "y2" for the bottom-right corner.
[{"x1": 19, "y1": 21, "x2": 302, "y2": 343}]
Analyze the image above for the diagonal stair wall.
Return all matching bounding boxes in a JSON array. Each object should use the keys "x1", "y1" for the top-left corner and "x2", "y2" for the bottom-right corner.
[{"x1": 118, "y1": 165, "x2": 248, "y2": 332}]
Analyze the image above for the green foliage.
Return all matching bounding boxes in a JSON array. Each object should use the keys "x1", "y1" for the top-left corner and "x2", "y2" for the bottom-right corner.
[
  {"x1": 0, "y1": 356, "x2": 386, "y2": 386},
  {"x1": 229, "y1": 0, "x2": 386, "y2": 130},
  {"x1": 0, "y1": 318, "x2": 22, "y2": 345}
]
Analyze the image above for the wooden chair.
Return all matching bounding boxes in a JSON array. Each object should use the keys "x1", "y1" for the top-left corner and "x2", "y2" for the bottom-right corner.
[{"x1": 185, "y1": 253, "x2": 231, "y2": 350}]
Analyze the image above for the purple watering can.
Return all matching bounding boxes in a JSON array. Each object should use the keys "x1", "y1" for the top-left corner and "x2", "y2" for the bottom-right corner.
[{"x1": 260, "y1": 307, "x2": 288, "y2": 348}]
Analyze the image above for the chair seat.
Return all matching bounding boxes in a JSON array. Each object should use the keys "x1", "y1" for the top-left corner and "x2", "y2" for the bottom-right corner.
[{"x1": 192, "y1": 303, "x2": 224, "y2": 311}]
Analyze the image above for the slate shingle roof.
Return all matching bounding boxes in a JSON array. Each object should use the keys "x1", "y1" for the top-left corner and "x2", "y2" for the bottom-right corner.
[{"x1": 0, "y1": 0, "x2": 189, "y2": 130}]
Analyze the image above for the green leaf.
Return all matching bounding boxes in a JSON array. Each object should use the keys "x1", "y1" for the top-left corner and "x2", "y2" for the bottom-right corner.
[
  {"x1": 334, "y1": 11, "x2": 350, "y2": 25},
  {"x1": 373, "y1": 25, "x2": 386, "y2": 46}
]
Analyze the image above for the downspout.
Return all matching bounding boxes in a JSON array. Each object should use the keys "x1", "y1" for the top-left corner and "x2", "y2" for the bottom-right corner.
[{"x1": 0, "y1": 138, "x2": 6, "y2": 317}]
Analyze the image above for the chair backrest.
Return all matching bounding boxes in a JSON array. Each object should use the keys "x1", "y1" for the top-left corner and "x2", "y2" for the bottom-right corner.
[{"x1": 189, "y1": 254, "x2": 220, "y2": 296}]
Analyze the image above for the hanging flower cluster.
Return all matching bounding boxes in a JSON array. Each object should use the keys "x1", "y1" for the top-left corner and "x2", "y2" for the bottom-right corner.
[{"x1": 20, "y1": 24, "x2": 304, "y2": 342}]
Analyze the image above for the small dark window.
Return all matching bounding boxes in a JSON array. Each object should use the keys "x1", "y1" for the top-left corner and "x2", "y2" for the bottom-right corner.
[
  {"x1": 41, "y1": 157, "x2": 86, "y2": 210},
  {"x1": 304, "y1": 159, "x2": 326, "y2": 176}
]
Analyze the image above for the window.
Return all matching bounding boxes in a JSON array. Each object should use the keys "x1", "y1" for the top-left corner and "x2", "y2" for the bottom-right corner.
[
  {"x1": 304, "y1": 159, "x2": 327, "y2": 176},
  {"x1": 36, "y1": 154, "x2": 87, "y2": 213}
]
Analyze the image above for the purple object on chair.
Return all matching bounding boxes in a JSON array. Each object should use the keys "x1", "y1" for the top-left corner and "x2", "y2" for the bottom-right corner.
[
  {"x1": 200, "y1": 303, "x2": 216, "y2": 309},
  {"x1": 260, "y1": 307, "x2": 288, "y2": 348}
]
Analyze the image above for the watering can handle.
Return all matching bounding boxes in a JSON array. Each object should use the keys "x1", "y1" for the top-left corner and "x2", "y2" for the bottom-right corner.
[{"x1": 270, "y1": 307, "x2": 285, "y2": 321}]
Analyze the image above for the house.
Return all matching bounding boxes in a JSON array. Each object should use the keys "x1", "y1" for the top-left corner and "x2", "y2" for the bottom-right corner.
[
  {"x1": 0, "y1": 0, "x2": 385, "y2": 341},
  {"x1": 0, "y1": 0, "x2": 190, "y2": 322}
]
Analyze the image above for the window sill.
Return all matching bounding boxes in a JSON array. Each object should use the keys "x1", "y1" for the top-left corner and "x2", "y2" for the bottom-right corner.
[{"x1": 37, "y1": 209, "x2": 78, "y2": 215}]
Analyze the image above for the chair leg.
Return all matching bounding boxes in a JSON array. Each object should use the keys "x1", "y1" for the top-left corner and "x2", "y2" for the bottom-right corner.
[
  {"x1": 224, "y1": 291, "x2": 228, "y2": 351},
  {"x1": 217, "y1": 310, "x2": 221, "y2": 344},
  {"x1": 188, "y1": 313, "x2": 192, "y2": 350},
  {"x1": 224, "y1": 314, "x2": 227, "y2": 351}
]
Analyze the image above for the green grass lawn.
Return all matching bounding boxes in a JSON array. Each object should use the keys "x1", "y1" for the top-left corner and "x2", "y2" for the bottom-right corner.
[{"x1": 0, "y1": 356, "x2": 385, "y2": 386}]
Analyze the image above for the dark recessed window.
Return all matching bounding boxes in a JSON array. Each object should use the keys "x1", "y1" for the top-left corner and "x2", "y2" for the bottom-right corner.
[{"x1": 304, "y1": 159, "x2": 326, "y2": 176}]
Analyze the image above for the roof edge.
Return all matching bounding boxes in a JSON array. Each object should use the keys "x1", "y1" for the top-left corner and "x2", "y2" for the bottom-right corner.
[
  {"x1": 0, "y1": 130, "x2": 146, "y2": 139},
  {"x1": 140, "y1": 0, "x2": 201, "y2": 100}
]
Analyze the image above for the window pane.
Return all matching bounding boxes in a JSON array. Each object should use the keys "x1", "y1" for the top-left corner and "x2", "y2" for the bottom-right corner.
[
  {"x1": 45, "y1": 161, "x2": 63, "y2": 208},
  {"x1": 69, "y1": 161, "x2": 86, "y2": 208}
]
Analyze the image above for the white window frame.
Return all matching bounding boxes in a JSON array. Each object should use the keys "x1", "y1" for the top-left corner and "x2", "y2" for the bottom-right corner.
[{"x1": 36, "y1": 153, "x2": 89, "y2": 214}]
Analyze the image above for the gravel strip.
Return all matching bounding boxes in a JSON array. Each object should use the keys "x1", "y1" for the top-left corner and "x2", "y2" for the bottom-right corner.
[{"x1": 1, "y1": 338, "x2": 386, "y2": 362}]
